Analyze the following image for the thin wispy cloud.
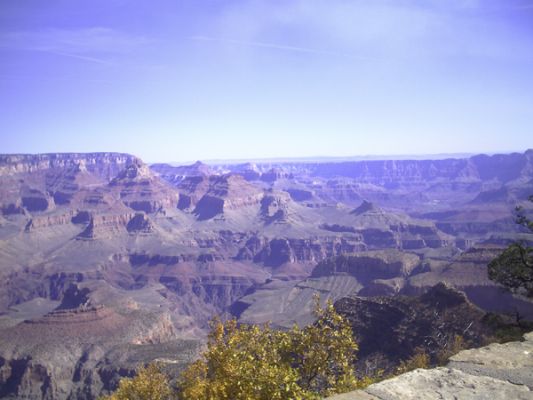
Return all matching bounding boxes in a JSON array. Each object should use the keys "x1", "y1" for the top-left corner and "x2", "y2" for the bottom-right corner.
[
  {"x1": 0, "y1": 73, "x2": 115, "y2": 84},
  {"x1": 38, "y1": 50, "x2": 115, "y2": 65},
  {"x1": 190, "y1": 36, "x2": 373, "y2": 61},
  {"x1": 0, "y1": 27, "x2": 148, "y2": 65}
]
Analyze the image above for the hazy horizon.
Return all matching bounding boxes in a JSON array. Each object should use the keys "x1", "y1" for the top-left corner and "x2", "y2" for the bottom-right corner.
[
  {"x1": 2, "y1": 149, "x2": 532, "y2": 166},
  {"x1": 1, "y1": 1, "x2": 532, "y2": 160},
  {"x1": 164, "y1": 149, "x2": 530, "y2": 166}
]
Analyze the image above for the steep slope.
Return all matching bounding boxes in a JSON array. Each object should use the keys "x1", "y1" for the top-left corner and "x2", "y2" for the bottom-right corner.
[{"x1": 334, "y1": 283, "x2": 493, "y2": 375}]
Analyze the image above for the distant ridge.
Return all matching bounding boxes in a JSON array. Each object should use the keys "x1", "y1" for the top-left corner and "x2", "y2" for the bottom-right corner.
[
  {"x1": 161, "y1": 150, "x2": 530, "y2": 166},
  {"x1": 165, "y1": 153, "x2": 476, "y2": 166}
]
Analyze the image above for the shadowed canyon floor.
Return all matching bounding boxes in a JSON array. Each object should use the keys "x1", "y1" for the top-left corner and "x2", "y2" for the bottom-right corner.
[{"x1": 0, "y1": 151, "x2": 532, "y2": 398}]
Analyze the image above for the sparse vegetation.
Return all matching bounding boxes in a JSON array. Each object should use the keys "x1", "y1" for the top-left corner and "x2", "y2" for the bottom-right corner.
[
  {"x1": 393, "y1": 334, "x2": 470, "y2": 375},
  {"x1": 396, "y1": 347, "x2": 430, "y2": 374},
  {"x1": 482, "y1": 312, "x2": 533, "y2": 343},
  {"x1": 435, "y1": 334, "x2": 467, "y2": 365}
]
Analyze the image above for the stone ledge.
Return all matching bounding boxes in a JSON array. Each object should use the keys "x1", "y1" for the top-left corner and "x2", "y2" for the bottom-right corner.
[{"x1": 326, "y1": 331, "x2": 533, "y2": 400}]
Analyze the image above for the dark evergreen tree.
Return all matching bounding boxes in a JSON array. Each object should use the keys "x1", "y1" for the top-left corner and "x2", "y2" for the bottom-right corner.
[{"x1": 488, "y1": 196, "x2": 533, "y2": 297}]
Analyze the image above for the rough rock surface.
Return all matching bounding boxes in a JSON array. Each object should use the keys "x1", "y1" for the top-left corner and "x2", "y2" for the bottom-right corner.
[
  {"x1": 447, "y1": 331, "x2": 533, "y2": 389},
  {"x1": 326, "y1": 331, "x2": 533, "y2": 400},
  {"x1": 334, "y1": 283, "x2": 494, "y2": 375}
]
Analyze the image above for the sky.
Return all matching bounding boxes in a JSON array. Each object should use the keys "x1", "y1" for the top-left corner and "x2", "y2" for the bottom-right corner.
[{"x1": 0, "y1": 0, "x2": 532, "y2": 162}]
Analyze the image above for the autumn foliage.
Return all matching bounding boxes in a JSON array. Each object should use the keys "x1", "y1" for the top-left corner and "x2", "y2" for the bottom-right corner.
[
  {"x1": 100, "y1": 363, "x2": 173, "y2": 400},
  {"x1": 102, "y1": 298, "x2": 359, "y2": 400}
]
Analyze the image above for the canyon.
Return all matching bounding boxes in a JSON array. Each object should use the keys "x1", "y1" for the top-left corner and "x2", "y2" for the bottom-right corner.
[{"x1": 0, "y1": 151, "x2": 532, "y2": 399}]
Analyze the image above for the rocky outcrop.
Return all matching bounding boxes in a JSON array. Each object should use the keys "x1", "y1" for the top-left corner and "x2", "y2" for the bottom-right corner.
[
  {"x1": 25, "y1": 211, "x2": 76, "y2": 231},
  {"x1": 194, "y1": 195, "x2": 225, "y2": 220},
  {"x1": 56, "y1": 284, "x2": 91, "y2": 310},
  {"x1": 312, "y1": 251, "x2": 421, "y2": 284},
  {"x1": 256, "y1": 238, "x2": 295, "y2": 266},
  {"x1": 110, "y1": 160, "x2": 152, "y2": 183},
  {"x1": 110, "y1": 159, "x2": 179, "y2": 213},
  {"x1": 76, "y1": 212, "x2": 135, "y2": 239},
  {"x1": 334, "y1": 283, "x2": 493, "y2": 375},
  {"x1": 0, "y1": 153, "x2": 138, "y2": 180},
  {"x1": 260, "y1": 192, "x2": 291, "y2": 224},
  {"x1": 126, "y1": 213, "x2": 154, "y2": 234},
  {"x1": 326, "y1": 331, "x2": 533, "y2": 400},
  {"x1": 236, "y1": 236, "x2": 366, "y2": 267},
  {"x1": 174, "y1": 176, "x2": 210, "y2": 210},
  {"x1": 191, "y1": 175, "x2": 264, "y2": 220},
  {"x1": 24, "y1": 305, "x2": 119, "y2": 327}
]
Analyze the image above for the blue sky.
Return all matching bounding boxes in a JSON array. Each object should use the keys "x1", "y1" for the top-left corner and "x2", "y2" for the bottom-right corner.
[{"x1": 0, "y1": 0, "x2": 532, "y2": 162}]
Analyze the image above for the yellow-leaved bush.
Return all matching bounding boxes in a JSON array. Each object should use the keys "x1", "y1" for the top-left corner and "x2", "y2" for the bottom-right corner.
[
  {"x1": 102, "y1": 298, "x2": 360, "y2": 400},
  {"x1": 99, "y1": 363, "x2": 173, "y2": 400}
]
